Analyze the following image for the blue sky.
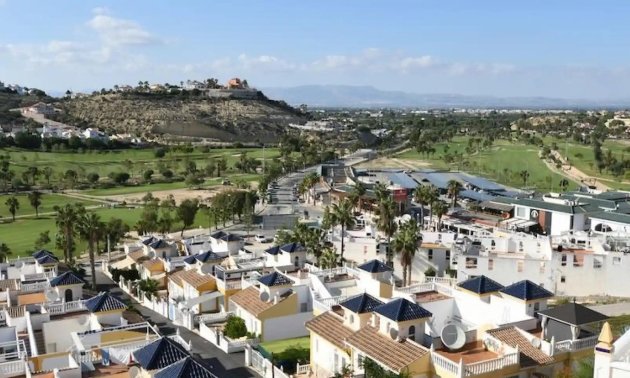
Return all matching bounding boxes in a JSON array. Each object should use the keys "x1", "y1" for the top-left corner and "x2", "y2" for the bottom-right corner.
[{"x1": 1, "y1": 0, "x2": 629, "y2": 99}]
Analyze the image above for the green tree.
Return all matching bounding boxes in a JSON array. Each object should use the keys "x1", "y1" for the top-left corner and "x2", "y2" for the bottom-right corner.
[
  {"x1": 433, "y1": 200, "x2": 448, "y2": 231},
  {"x1": 446, "y1": 180, "x2": 463, "y2": 209},
  {"x1": 176, "y1": 198, "x2": 199, "y2": 236},
  {"x1": 319, "y1": 246, "x2": 338, "y2": 269},
  {"x1": 138, "y1": 278, "x2": 159, "y2": 300},
  {"x1": 143, "y1": 169, "x2": 154, "y2": 182},
  {"x1": 376, "y1": 197, "x2": 397, "y2": 265},
  {"x1": 0, "y1": 243, "x2": 12, "y2": 262},
  {"x1": 77, "y1": 212, "x2": 104, "y2": 289},
  {"x1": 330, "y1": 198, "x2": 355, "y2": 264},
  {"x1": 42, "y1": 167, "x2": 54, "y2": 186},
  {"x1": 519, "y1": 170, "x2": 530, "y2": 187},
  {"x1": 28, "y1": 191, "x2": 43, "y2": 217},
  {"x1": 5, "y1": 196, "x2": 19, "y2": 221},
  {"x1": 104, "y1": 218, "x2": 130, "y2": 247},
  {"x1": 224, "y1": 316, "x2": 248, "y2": 339},
  {"x1": 391, "y1": 220, "x2": 422, "y2": 286},
  {"x1": 34, "y1": 230, "x2": 51, "y2": 249},
  {"x1": 54, "y1": 204, "x2": 84, "y2": 262},
  {"x1": 216, "y1": 157, "x2": 228, "y2": 177}
]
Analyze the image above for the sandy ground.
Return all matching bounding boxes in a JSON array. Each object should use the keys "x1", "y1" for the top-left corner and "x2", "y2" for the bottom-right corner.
[
  {"x1": 355, "y1": 157, "x2": 431, "y2": 170},
  {"x1": 104, "y1": 183, "x2": 260, "y2": 204}
]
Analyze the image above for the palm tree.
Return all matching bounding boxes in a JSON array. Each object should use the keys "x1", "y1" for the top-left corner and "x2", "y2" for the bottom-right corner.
[
  {"x1": 319, "y1": 246, "x2": 338, "y2": 269},
  {"x1": 54, "y1": 204, "x2": 83, "y2": 263},
  {"x1": 351, "y1": 182, "x2": 366, "y2": 212},
  {"x1": 559, "y1": 178, "x2": 569, "y2": 192},
  {"x1": 330, "y1": 198, "x2": 355, "y2": 264},
  {"x1": 373, "y1": 182, "x2": 390, "y2": 203},
  {"x1": 77, "y1": 212, "x2": 104, "y2": 290},
  {"x1": 433, "y1": 200, "x2": 448, "y2": 231},
  {"x1": 519, "y1": 170, "x2": 530, "y2": 187},
  {"x1": 28, "y1": 191, "x2": 43, "y2": 218},
  {"x1": 446, "y1": 180, "x2": 463, "y2": 209},
  {"x1": 138, "y1": 278, "x2": 159, "y2": 300},
  {"x1": 0, "y1": 243, "x2": 12, "y2": 262},
  {"x1": 413, "y1": 185, "x2": 437, "y2": 230},
  {"x1": 5, "y1": 196, "x2": 19, "y2": 221},
  {"x1": 391, "y1": 220, "x2": 422, "y2": 286},
  {"x1": 375, "y1": 197, "x2": 397, "y2": 266}
]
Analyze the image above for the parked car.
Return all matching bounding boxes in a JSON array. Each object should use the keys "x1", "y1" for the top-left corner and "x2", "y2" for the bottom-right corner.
[{"x1": 255, "y1": 235, "x2": 271, "y2": 243}]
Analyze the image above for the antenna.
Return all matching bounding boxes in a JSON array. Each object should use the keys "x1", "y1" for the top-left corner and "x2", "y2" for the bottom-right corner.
[{"x1": 441, "y1": 324, "x2": 466, "y2": 350}]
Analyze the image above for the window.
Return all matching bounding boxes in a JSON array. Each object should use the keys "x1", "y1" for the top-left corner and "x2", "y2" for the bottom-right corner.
[
  {"x1": 428, "y1": 249, "x2": 433, "y2": 260},
  {"x1": 561, "y1": 276, "x2": 566, "y2": 283},
  {"x1": 446, "y1": 251, "x2": 450, "y2": 260},
  {"x1": 408, "y1": 325, "x2": 416, "y2": 341},
  {"x1": 348, "y1": 314, "x2": 354, "y2": 324},
  {"x1": 516, "y1": 207, "x2": 526, "y2": 218},
  {"x1": 465, "y1": 257, "x2": 478, "y2": 268},
  {"x1": 488, "y1": 259, "x2": 494, "y2": 270},
  {"x1": 517, "y1": 261, "x2": 524, "y2": 272},
  {"x1": 561, "y1": 254, "x2": 567, "y2": 266}
]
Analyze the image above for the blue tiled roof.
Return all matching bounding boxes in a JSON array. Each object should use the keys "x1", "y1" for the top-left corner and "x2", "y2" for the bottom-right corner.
[
  {"x1": 49, "y1": 271, "x2": 85, "y2": 287},
  {"x1": 184, "y1": 255, "x2": 197, "y2": 264},
  {"x1": 210, "y1": 230, "x2": 242, "y2": 242},
  {"x1": 280, "y1": 242, "x2": 305, "y2": 253},
  {"x1": 149, "y1": 239, "x2": 169, "y2": 249},
  {"x1": 142, "y1": 236, "x2": 157, "y2": 246},
  {"x1": 374, "y1": 298, "x2": 432, "y2": 321},
  {"x1": 210, "y1": 230, "x2": 227, "y2": 239},
  {"x1": 458, "y1": 275, "x2": 504, "y2": 294},
  {"x1": 185, "y1": 251, "x2": 222, "y2": 264},
  {"x1": 500, "y1": 280, "x2": 554, "y2": 301},
  {"x1": 339, "y1": 293, "x2": 384, "y2": 314},
  {"x1": 132, "y1": 337, "x2": 189, "y2": 371},
  {"x1": 357, "y1": 259, "x2": 392, "y2": 273},
  {"x1": 32, "y1": 249, "x2": 54, "y2": 259},
  {"x1": 84, "y1": 292, "x2": 127, "y2": 313},
  {"x1": 154, "y1": 356, "x2": 217, "y2": 378},
  {"x1": 258, "y1": 272, "x2": 292, "y2": 287},
  {"x1": 264, "y1": 245, "x2": 281, "y2": 255},
  {"x1": 36, "y1": 254, "x2": 59, "y2": 264}
]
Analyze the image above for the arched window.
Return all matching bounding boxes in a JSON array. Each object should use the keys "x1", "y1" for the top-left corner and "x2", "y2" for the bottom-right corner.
[{"x1": 408, "y1": 325, "x2": 416, "y2": 341}]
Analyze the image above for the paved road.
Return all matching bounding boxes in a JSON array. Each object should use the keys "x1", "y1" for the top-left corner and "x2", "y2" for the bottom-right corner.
[
  {"x1": 589, "y1": 302, "x2": 630, "y2": 317},
  {"x1": 94, "y1": 269, "x2": 257, "y2": 378}
]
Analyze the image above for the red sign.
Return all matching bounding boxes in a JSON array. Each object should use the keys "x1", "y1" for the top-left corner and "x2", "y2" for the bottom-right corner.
[{"x1": 393, "y1": 189, "x2": 407, "y2": 202}]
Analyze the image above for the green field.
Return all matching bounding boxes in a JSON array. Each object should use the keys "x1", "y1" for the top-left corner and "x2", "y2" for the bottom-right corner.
[
  {"x1": 0, "y1": 205, "x2": 217, "y2": 257},
  {"x1": 2, "y1": 146, "x2": 280, "y2": 181},
  {"x1": 259, "y1": 337, "x2": 310, "y2": 354},
  {"x1": 0, "y1": 193, "x2": 100, "y2": 219},
  {"x1": 396, "y1": 137, "x2": 576, "y2": 190}
]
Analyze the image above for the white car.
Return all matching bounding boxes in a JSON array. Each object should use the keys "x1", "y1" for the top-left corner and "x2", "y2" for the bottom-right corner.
[{"x1": 255, "y1": 235, "x2": 271, "y2": 243}]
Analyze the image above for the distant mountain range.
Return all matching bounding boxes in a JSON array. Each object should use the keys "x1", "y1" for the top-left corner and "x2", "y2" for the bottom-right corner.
[{"x1": 262, "y1": 85, "x2": 629, "y2": 109}]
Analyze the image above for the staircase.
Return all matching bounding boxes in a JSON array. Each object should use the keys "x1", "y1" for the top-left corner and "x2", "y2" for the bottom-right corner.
[
  {"x1": 18, "y1": 334, "x2": 31, "y2": 357},
  {"x1": 34, "y1": 331, "x2": 46, "y2": 355}
]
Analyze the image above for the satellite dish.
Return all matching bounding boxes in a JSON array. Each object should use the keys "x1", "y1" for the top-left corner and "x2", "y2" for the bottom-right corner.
[
  {"x1": 46, "y1": 291, "x2": 59, "y2": 302},
  {"x1": 401, "y1": 214, "x2": 412, "y2": 222},
  {"x1": 531, "y1": 338, "x2": 541, "y2": 348},
  {"x1": 128, "y1": 366, "x2": 141, "y2": 378},
  {"x1": 389, "y1": 327, "x2": 399, "y2": 340},
  {"x1": 259, "y1": 291, "x2": 270, "y2": 303},
  {"x1": 14, "y1": 261, "x2": 23, "y2": 269},
  {"x1": 441, "y1": 324, "x2": 466, "y2": 350}
]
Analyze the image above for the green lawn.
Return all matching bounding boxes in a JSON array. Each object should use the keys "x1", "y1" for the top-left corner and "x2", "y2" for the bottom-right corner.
[
  {"x1": 83, "y1": 174, "x2": 261, "y2": 197},
  {"x1": 609, "y1": 314, "x2": 630, "y2": 336},
  {"x1": 2, "y1": 146, "x2": 280, "y2": 182},
  {"x1": 397, "y1": 137, "x2": 576, "y2": 190},
  {"x1": 259, "y1": 337, "x2": 310, "y2": 354},
  {"x1": 0, "y1": 205, "x2": 217, "y2": 257},
  {"x1": 0, "y1": 193, "x2": 100, "y2": 218}
]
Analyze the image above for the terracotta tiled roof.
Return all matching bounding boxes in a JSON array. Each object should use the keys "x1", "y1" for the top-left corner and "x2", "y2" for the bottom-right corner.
[
  {"x1": 17, "y1": 292, "x2": 46, "y2": 306},
  {"x1": 345, "y1": 326, "x2": 428, "y2": 373},
  {"x1": 305, "y1": 312, "x2": 353, "y2": 350},
  {"x1": 143, "y1": 259, "x2": 165, "y2": 272},
  {"x1": 487, "y1": 327, "x2": 554, "y2": 367},
  {"x1": 0, "y1": 279, "x2": 19, "y2": 292},
  {"x1": 168, "y1": 270, "x2": 214, "y2": 289},
  {"x1": 230, "y1": 286, "x2": 275, "y2": 316},
  {"x1": 128, "y1": 250, "x2": 147, "y2": 262}
]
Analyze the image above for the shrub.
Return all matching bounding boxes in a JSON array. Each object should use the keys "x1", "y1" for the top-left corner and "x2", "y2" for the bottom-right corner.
[
  {"x1": 224, "y1": 316, "x2": 247, "y2": 339},
  {"x1": 424, "y1": 267, "x2": 436, "y2": 277},
  {"x1": 154, "y1": 147, "x2": 166, "y2": 158}
]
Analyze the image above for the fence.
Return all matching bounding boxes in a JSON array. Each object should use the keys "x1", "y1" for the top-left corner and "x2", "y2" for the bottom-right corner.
[
  {"x1": 554, "y1": 336, "x2": 598, "y2": 353},
  {"x1": 0, "y1": 360, "x2": 27, "y2": 377},
  {"x1": 464, "y1": 352, "x2": 519, "y2": 376},
  {"x1": 43, "y1": 300, "x2": 86, "y2": 316},
  {"x1": 194, "y1": 311, "x2": 233, "y2": 325},
  {"x1": 198, "y1": 322, "x2": 256, "y2": 354},
  {"x1": 246, "y1": 346, "x2": 291, "y2": 378}
]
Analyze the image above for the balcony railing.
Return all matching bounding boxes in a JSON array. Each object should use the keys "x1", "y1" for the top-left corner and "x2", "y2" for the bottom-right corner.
[
  {"x1": 194, "y1": 311, "x2": 233, "y2": 324},
  {"x1": 554, "y1": 336, "x2": 598, "y2": 353},
  {"x1": 43, "y1": 300, "x2": 86, "y2": 315},
  {"x1": 21, "y1": 281, "x2": 49, "y2": 293},
  {"x1": 0, "y1": 360, "x2": 27, "y2": 376},
  {"x1": 464, "y1": 352, "x2": 519, "y2": 376},
  {"x1": 216, "y1": 279, "x2": 241, "y2": 291}
]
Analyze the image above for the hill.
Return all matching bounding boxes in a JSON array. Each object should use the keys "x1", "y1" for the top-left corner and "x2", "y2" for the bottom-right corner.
[
  {"x1": 263, "y1": 85, "x2": 629, "y2": 109},
  {"x1": 56, "y1": 90, "x2": 307, "y2": 143}
]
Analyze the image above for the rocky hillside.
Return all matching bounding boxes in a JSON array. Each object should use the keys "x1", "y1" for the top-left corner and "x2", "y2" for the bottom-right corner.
[{"x1": 57, "y1": 91, "x2": 307, "y2": 143}]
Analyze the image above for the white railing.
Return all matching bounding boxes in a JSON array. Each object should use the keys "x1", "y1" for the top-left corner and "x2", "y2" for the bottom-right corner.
[
  {"x1": 0, "y1": 359, "x2": 26, "y2": 376},
  {"x1": 43, "y1": 271, "x2": 56, "y2": 279},
  {"x1": 21, "y1": 281, "x2": 49, "y2": 292},
  {"x1": 431, "y1": 353, "x2": 460, "y2": 374},
  {"x1": 396, "y1": 282, "x2": 434, "y2": 294},
  {"x1": 25, "y1": 312, "x2": 38, "y2": 357},
  {"x1": 311, "y1": 267, "x2": 347, "y2": 277},
  {"x1": 426, "y1": 276, "x2": 457, "y2": 286},
  {"x1": 313, "y1": 295, "x2": 348, "y2": 311},
  {"x1": 43, "y1": 300, "x2": 86, "y2": 315},
  {"x1": 296, "y1": 363, "x2": 311, "y2": 375},
  {"x1": 0, "y1": 340, "x2": 27, "y2": 361},
  {"x1": 217, "y1": 279, "x2": 241, "y2": 291},
  {"x1": 464, "y1": 352, "x2": 519, "y2": 376},
  {"x1": 195, "y1": 311, "x2": 233, "y2": 324},
  {"x1": 554, "y1": 336, "x2": 598, "y2": 353}
]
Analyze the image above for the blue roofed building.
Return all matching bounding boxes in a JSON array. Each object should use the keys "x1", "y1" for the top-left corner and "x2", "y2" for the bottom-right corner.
[
  {"x1": 49, "y1": 271, "x2": 86, "y2": 302},
  {"x1": 264, "y1": 242, "x2": 308, "y2": 269}
]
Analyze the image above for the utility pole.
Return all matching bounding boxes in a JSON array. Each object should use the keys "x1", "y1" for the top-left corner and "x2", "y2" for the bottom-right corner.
[{"x1": 107, "y1": 234, "x2": 111, "y2": 262}]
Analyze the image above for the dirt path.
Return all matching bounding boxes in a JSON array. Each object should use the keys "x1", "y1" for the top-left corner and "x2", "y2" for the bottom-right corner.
[{"x1": 549, "y1": 150, "x2": 611, "y2": 191}]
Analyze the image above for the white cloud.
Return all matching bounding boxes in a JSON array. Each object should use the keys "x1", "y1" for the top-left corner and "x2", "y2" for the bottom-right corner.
[{"x1": 88, "y1": 13, "x2": 157, "y2": 46}]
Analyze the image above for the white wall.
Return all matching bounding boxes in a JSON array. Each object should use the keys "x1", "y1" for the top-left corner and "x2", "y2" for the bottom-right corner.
[
  {"x1": 0, "y1": 327, "x2": 16, "y2": 343},
  {"x1": 95, "y1": 311, "x2": 124, "y2": 326},
  {"x1": 551, "y1": 212, "x2": 573, "y2": 236},
  {"x1": 53, "y1": 285, "x2": 82, "y2": 302},
  {"x1": 262, "y1": 312, "x2": 313, "y2": 341},
  {"x1": 311, "y1": 334, "x2": 350, "y2": 377},
  {"x1": 42, "y1": 315, "x2": 91, "y2": 353}
]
